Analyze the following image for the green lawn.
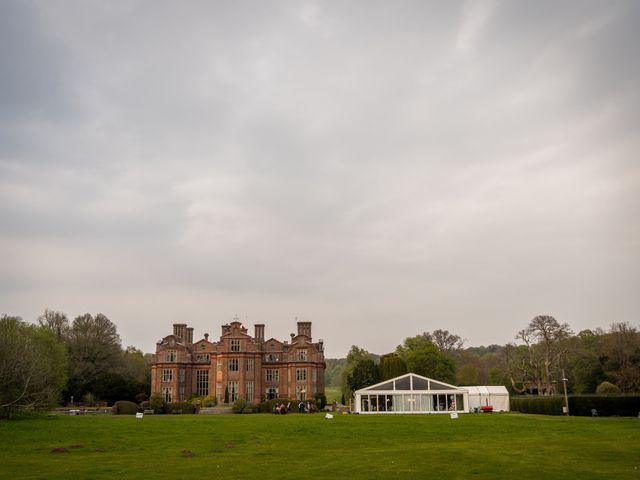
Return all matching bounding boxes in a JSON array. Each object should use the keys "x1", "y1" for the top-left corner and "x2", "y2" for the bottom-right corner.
[
  {"x1": 324, "y1": 385, "x2": 342, "y2": 403},
  {"x1": 0, "y1": 413, "x2": 638, "y2": 479}
]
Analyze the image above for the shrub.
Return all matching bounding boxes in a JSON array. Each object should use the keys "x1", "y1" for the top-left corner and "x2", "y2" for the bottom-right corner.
[
  {"x1": 595, "y1": 381, "x2": 621, "y2": 395},
  {"x1": 111, "y1": 400, "x2": 140, "y2": 415},
  {"x1": 168, "y1": 401, "x2": 197, "y2": 414},
  {"x1": 314, "y1": 393, "x2": 327, "y2": 410},
  {"x1": 135, "y1": 392, "x2": 149, "y2": 403},
  {"x1": 149, "y1": 393, "x2": 169, "y2": 414},
  {"x1": 189, "y1": 395, "x2": 216, "y2": 408},
  {"x1": 256, "y1": 398, "x2": 294, "y2": 413},
  {"x1": 203, "y1": 395, "x2": 217, "y2": 407},
  {"x1": 232, "y1": 399, "x2": 247, "y2": 414}
]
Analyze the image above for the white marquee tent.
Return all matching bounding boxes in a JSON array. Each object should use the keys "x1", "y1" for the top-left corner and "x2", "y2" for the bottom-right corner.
[
  {"x1": 463, "y1": 386, "x2": 510, "y2": 412},
  {"x1": 354, "y1": 373, "x2": 469, "y2": 414}
]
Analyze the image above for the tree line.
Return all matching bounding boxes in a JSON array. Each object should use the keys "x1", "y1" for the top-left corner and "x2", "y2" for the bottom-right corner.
[
  {"x1": 1, "y1": 310, "x2": 150, "y2": 419},
  {"x1": 335, "y1": 316, "x2": 640, "y2": 402}
]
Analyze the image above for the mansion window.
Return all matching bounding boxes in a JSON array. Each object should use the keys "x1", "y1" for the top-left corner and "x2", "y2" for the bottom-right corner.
[
  {"x1": 228, "y1": 359, "x2": 239, "y2": 372},
  {"x1": 245, "y1": 381, "x2": 254, "y2": 402},
  {"x1": 162, "y1": 387, "x2": 172, "y2": 403},
  {"x1": 179, "y1": 368, "x2": 185, "y2": 383},
  {"x1": 297, "y1": 349, "x2": 307, "y2": 361},
  {"x1": 231, "y1": 340, "x2": 240, "y2": 352},
  {"x1": 228, "y1": 381, "x2": 239, "y2": 402},
  {"x1": 296, "y1": 368, "x2": 307, "y2": 381},
  {"x1": 195, "y1": 353, "x2": 210, "y2": 362},
  {"x1": 165, "y1": 350, "x2": 177, "y2": 362},
  {"x1": 266, "y1": 369, "x2": 279, "y2": 382},
  {"x1": 266, "y1": 387, "x2": 278, "y2": 400},
  {"x1": 246, "y1": 358, "x2": 254, "y2": 373},
  {"x1": 162, "y1": 368, "x2": 173, "y2": 382},
  {"x1": 196, "y1": 369, "x2": 209, "y2": 396},
  {"x1": 296, "y1": 385, "x2": 306, "y2": 401},
  {"x1": 264, "y1": 353, "x2": 279, "y2": 362}
]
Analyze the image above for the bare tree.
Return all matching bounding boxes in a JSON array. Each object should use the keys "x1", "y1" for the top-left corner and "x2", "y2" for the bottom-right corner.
[
  {"x1": 431, "y1": 329, "x2": 464, "y2": 353},
  {"x1": 500, "y1": 343, "x2": 533, "y2": 394},
  {"x1": 515, "y1": 315, "x2": 572, "y2": 395},
  {"x1": 37, "y1": 309, "x2": 69, "y2": 342}
]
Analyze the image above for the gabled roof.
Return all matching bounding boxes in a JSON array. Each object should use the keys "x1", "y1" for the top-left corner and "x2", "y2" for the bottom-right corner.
[
  {"x1": 264, "y1": 338, "x2": 284, "y2": 348},
  {"x1": 463, "y1": 385, "x2": 509, "y2": 395},
  {"x1": 355, "y1": 373, "x2": 464, "y2": 394}
]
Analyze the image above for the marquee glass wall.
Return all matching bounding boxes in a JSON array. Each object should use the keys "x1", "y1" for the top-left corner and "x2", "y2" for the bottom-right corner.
[{"x1": 354, "y1": 374, "x2": 468, "y2": 414}]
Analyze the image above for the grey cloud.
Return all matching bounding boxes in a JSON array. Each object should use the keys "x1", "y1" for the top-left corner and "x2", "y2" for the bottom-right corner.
[{"x1": 1, "y1": 1, "x2": 639, "y2": 356}]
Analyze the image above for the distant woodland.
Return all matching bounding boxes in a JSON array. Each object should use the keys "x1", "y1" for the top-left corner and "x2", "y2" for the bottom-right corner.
[
  {"x1": 327, "y1": 316, "x2": 640, "y2": 401},
  {"x1": 2, "y1": 310, "x2": 638, "y2": 418}
]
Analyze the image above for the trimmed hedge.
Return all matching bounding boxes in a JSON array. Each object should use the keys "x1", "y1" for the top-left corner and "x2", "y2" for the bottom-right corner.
[
  {"x1": 111, "y1": 400, "x2": 140, "y2": 415},
  {"x1": 569, "y1": 396, "x2": 640, "y2": 417},
  {"x1": 510, "y1": 395, "x2": 640, "y2": 417},
  {"x1": 168, "y1": 401, "x2": 197, "y2": 414},
  {"x1": 510, "y1": 396, "x2": 564, "y2": 415}
]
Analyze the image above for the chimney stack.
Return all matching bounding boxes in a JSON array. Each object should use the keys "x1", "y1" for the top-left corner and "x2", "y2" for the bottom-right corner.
[
  {"x1": 297, "y1": 321, "x2": 311, "y2": 338},
  {"x1": 186, "y1": 327, "x2": 194, "y2": 345},
  {"x1": 173, "y1": 323, "x2": 187, "y2": 340},
  {"x1": 254, "y1": 324, "x2": 265, "y2": 342}
]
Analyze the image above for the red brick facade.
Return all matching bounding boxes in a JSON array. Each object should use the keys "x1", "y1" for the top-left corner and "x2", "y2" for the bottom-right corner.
[{"x1": 150, "y1": 320, "x2": 325, "y2": 404}]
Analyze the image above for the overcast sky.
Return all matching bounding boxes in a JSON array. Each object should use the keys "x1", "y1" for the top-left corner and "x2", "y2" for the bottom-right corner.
[{"x1": 1, "y1": 0, "x2": 638, "y2": 357}]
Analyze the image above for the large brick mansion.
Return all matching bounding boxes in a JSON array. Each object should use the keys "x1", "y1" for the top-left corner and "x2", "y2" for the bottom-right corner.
[{"x1": 150, "y1": 319, "x2": 326, "y2": 404}]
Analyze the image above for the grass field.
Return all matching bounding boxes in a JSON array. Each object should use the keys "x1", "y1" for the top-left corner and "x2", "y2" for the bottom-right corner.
[
  {"x1": 324, "y1": 385, "x2": 342, "y2": 403},
  {"x1": 0, "y1": 413, "x2": 638, "y2": 479}
]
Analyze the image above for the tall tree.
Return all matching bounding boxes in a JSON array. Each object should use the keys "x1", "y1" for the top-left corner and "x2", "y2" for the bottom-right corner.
[
  {"x1": 66, "y1": 313, "x2": 122, "y2": 400},
  {"x1": 346, "y1": 358, "x2": 380, "y2": 394},
  {"x1": 601, "y1": 322, "x2": 640, "y2": 392},
  {"x1": 431, "y1": 329, "x2": 464, "y2": 353},
  {"x1": 379, "y1": 353, "x2": 407, "y2": 381},
  {"x1": 515, "y1": 315, "x2": 572, "y2": 394},
  {"x1": 0, "y1": 316, "x2": 68, "y2": 419},
  {"x1": 341, "y1": 346, "x2": 379, "y2": 401},
  {"x1": 37, "y1": 309, "x2": 69, "y2": 342},
  {"x1": 500, "y1": 343, "x2": 531, "y2": 393},
  {"x1": 396, "y1": 335, "x2": 456, "y2": 384}
]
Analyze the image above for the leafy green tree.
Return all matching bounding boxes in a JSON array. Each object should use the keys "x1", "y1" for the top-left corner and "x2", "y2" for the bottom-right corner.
[
  {"x1": 564, "y1": 330, "x2": 604, "y2": 393},
  {"x1": 379, "y1": 353, "x2": 407, "y2": 380},
  {"x1": 396, "y1": 335, "x2": 456, "y2": 384},
  {"x1": 487, "y1": 367, "x2": 507, "y2": 386},
  {"x1": 600, "y1": 323, "x2": 640, "y2": 393},
  {"x1": 456, "y1": 364, "x2": 478, "y2": 385},
  {"x1": 341, "y1": 346, "x2": 379, "y2": 401},
  {"x1": 0, "y1": 316, "x2": 68, "y2": 419},
  {"x1": 37, "y1": 309, "x2": 69, "y2": 342},
  {"x1": 65, "y1": 313, "x2": 123, "y2": 401},
  {"x1": 346, "y1": 358, "x2": 379, "y2": 393}
]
